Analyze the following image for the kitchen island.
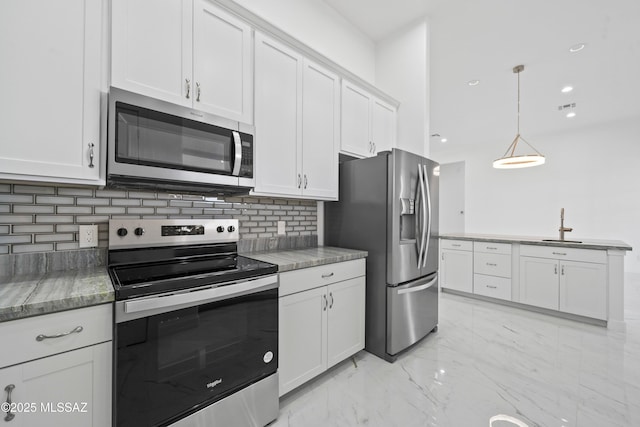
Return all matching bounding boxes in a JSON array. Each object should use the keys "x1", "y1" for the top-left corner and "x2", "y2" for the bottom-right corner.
[{"x1": 439, "y1": 233, "x2": 632, "y2": 330}]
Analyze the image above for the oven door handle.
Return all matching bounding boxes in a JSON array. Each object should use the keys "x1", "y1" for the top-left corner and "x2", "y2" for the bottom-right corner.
[{"x1": 123, "y1": 275, "x2": 278, "y2": 315}]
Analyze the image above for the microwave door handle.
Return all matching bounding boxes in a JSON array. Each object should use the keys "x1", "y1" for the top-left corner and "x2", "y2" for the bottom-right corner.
[
  {"x1": 232, "y1": 131, "x2": 242, "y2": 176},
  {"x1": 423, "y1": 164, "x2": 431, "y2": 268}
]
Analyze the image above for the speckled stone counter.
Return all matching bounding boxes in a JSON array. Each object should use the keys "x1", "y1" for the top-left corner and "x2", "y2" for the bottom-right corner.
[
  {"x1": 0, "y1": 267, "x2": 113, "y2": 322},
  {"x1": 440, "y1": 233, "x2": 632, "y2": 251},
  {"x1": 245, "y1": 246, "x2": 368, "y2": 272}
]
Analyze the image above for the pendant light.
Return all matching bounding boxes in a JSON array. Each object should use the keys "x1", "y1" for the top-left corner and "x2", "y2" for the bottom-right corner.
[{"x1": 493, "y1": 65, "x2": 545, "y2": 169}]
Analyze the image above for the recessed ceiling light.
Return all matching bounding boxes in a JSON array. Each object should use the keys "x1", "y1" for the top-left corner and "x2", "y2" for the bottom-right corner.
[
  {"x1": 566, "y1": 112, "x2": 576, "y2": 118},
  {"x1": 561, "y1": 86, "x2": 573, "y2": 93},
  {"x1": 467, "y1": 80, "x2": 480, "y2": 86},
  {"x1": 569, "y1": 43, "x2": 585, "y2": 53},
  {"x1": 440, "y1": 138, "x2": 448, "y2": 143}
]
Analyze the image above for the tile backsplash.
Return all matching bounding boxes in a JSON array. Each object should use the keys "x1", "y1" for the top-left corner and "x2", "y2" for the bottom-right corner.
[{"x1": 0, "y1": 183, "x2": 317, "y2": 255}]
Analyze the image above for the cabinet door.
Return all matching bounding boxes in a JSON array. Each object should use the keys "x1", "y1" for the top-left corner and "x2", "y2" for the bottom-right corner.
[
  {"x1": 254, "y1": 33, "x2": 303, "y2": 197},
  {"x1": 440, "y1": 249, "x2": 473, "y2": 293},
  {"x1": 559, "y1": 261, "x2": 607, "y2": 320},
  {"x1": 0, "y1": 0, "x2": 103, "y2": 184},
  {"x1": 327, "y1": 277, "x2": 365, "y2": 368},
  {"x1": 371, "y1": 97, "x2": 396, "y2": 154},
  {"x1": 278, "y1": 287, "x2": 327, "y2": 396},
  {"x1": 193, "y1": 0, "x2": 252, "y2": 122},
  {"x1": 301, "y1": 60, "x2": 340, "y2": 200},
  {"x1": 341, "y1": 80, "x2": 372, "y2": 157},
  {"x1": 0, "y1": 342, "x2": 111, "y2": 427},
  {"x1": 519, "y1": 256, "x2": 559, "y2": 310},
  {"x1": 111, "y1": 0, "x2": 192, "y2": 107}
]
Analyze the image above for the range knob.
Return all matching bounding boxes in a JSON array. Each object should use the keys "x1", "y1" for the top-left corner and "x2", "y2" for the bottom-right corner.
[
  {"x1": 227, "y1": 225, "x2": 235, "y2": 232},
  {"x1": 216, "y1": 226, "x2": 225, "y2": 233},
  {"x1": 134, "y1": 227, "x2": 145, "y2": 236},
  {"x1": 117, "y1": 227, "x2": 128, "y2": 237}
]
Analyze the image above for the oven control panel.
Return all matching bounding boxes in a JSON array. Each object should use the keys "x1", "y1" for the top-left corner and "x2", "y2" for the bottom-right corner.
[{"x1": 109, "y1": 219, "x2": 239, "y2": 249}]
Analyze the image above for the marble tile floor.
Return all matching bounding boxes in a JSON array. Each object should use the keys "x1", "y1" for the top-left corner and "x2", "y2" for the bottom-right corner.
[{"x1": 272, "y1": 273, "x2": 640, "y2": 427}]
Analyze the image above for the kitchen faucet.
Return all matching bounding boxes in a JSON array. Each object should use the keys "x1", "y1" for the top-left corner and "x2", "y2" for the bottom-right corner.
[{"x1": 559, "y1": 208, "x2": 573, "y2": 241}]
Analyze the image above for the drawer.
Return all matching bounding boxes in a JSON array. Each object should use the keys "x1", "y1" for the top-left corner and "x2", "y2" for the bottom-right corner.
[
  {"x1": 473, "y1": 241, "x2": 511, "y2": 255},
  {"x1": 441, "y1": 239, "x2": 473, "y2": 251},
  {"x1": 279, "y1": 258, "x2": 365, "y2": 297},
  {"x1": 0, "y1": 303, "x2": 112, "y2": 369},
  {"x1": 520, "y1": 245, "x2": 606, "y2": 264},
  {"x1": 474, "y1": 252, "x2": 511, "y2": 278},
  {"x1": 474, "y1": 274, "x2": 512, "y2": 301}
]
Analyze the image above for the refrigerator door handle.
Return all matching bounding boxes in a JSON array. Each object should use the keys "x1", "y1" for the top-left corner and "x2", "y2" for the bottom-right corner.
[
  {"x1": 396, "y1": 273, "x2": 438, "y2": 295},
  {"x1": 423, "y1": 164, "x2": 432, "y2": 268},
  {"x1": 417, "y1": 165, "x2": 426, "y2": 269}
]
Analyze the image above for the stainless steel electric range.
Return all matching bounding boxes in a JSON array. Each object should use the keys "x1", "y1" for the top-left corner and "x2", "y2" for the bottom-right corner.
[{"x1": 108, "y1": 219, "x2": 279, "y2": 427}]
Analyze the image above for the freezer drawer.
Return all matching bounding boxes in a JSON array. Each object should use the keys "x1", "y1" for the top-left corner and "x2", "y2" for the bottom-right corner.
[{"x1": 386, "y1": 273, "x2": 438, "y2": 356}]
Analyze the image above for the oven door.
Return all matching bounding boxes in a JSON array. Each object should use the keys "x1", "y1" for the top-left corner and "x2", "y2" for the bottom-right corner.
[{"x1": 114, "y1": 275, "x2": 278, "y2": 427}]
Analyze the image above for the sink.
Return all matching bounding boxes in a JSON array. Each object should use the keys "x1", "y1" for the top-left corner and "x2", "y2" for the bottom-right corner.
[{"x1": 541, "y1": 239, "x2": 583, "y2": 244}]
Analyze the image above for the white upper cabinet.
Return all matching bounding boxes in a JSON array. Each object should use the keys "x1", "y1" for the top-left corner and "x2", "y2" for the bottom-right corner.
[
  {"x1": 111, "y1": 0, "x2": 253, "y2": 123},
  {"x1": 254, "y1": 33, "x2": 303, "y2": 197},
  {"x1": 0, "y1": 0, "x2": 104, "y2": 185},
  {"x1": 254, "y1": 32, "x2": 339, "y2": 200},
  {"x1": 341, "y1": 80, "x2": 396, "y2": 158}
]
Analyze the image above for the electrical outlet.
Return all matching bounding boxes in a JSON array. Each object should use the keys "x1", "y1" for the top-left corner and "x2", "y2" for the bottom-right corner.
[
  {"x1": 277, "y1": 221, "x2": 286, "y2": 235},
  {"x1": 79, "y1": 224, "x2": 98, "y2": 248}
]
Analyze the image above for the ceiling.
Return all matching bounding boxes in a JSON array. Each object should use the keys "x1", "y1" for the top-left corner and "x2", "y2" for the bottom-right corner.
[{"x1": 323, "y1": 0, "x2": 640, "y2": 153}]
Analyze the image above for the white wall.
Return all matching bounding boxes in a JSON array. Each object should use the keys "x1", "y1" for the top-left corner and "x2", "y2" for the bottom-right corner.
[
  {"x1": 375, "y1": 19, "x2": 429, "y2": 156},
  {"x1": 232, "y1": 0, "x2": 376, "y2": 83},
  {"x1": 432, "y1": 117, "x2": 640, "y2": 273}
]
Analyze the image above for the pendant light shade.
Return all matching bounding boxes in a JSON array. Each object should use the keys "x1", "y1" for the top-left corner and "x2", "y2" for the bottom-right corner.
[{"x1": 493, "y1": 65, "x2": 545, "y2": 169}]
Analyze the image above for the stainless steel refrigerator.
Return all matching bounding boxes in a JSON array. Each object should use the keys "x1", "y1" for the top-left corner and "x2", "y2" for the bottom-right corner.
[{"x1": 325, "y1": 148, "x2": 439, "y2": 362}]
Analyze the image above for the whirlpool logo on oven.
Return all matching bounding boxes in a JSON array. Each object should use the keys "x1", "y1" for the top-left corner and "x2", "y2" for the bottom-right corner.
[{"x1": 206, "y1": 379, "x2": 223, "y2": 390}]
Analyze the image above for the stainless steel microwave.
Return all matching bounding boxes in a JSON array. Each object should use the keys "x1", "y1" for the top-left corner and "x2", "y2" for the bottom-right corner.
[{"x1": 105, "y1": 87, "x2": 254, "y2": 195}]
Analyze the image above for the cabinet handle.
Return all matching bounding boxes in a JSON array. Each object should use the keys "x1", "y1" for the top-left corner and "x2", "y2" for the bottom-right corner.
[
  {"x1": 486, "y1": 285, "x2": 497, "y2": 289},
  {"x1": 441, "y1": 253, "x2": 444, "y2": 261},
  {"x1": 329, "y1": 292, "x2": 334, "y2": 309},
  {"x1": 452, "y1": 244, "x2": 461, "y2": 247},
  {"x1": 304, "y1": 174, "x2": 308, "y2": 189},
  {"x1": 561, "y1": 265, "x2": 565, "y2": 275},
  {"x1": 369, "y1": 141, "x2": 373, "y2": 153},
  {"x1": 35, "y1": 325, "x2": 83, "y2": 342},
  {"x1": 552, "y1": 252, "x2": 567, "y2": 256},
  {"x1": 196, "y1": 82, "x2": 201, "y2": 102},
  {"x1": 322, "y1": 272, "x2": 334, "y2": 279},
  {"x1": 323, "y1": 295, "x2": 328, "y2": 311},
  {"x1": 88, "y1": 143, "x2": 95, "y2": 168},
  {"x1": 185, "y1": 78, "x2": 191, "y2": 99},
  {"x1": 554, "y1": 265, "x2": 558, "y2": 275},
  {"x1": 4, "y1": 384, "x2": 15, "y2": 422},
  {"x1": 297, "y1": 174, "x2": 302, "y2": 189},
  {"x1": 486, "y1": 246, "x2": 497, "y2": 250},
  {"x1": 486, "y1": 263, "x2": 497, "y2": 267},
  {"x1": 373, "y1": 143, "x2": 376, "y2": 153}
]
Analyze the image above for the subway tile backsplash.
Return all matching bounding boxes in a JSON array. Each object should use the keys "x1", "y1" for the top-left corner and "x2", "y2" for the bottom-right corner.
[{"x1": 0, "y1": 183, "x2": 317, "y2": 255}]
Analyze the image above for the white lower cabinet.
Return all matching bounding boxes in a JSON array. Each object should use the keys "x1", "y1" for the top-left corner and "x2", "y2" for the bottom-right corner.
[
  {"x1": 440, "y1": 240, "x2": 473, "y2": 293},
  {"x1": 278, "y1": 259, "x2": 365, "y2": 396},
  {"x1": 0, "y1": 304, "x2": 112, "y2": 426},
  {"x1": 519, "y1": 246, "x2": 608, "y2": 320}
]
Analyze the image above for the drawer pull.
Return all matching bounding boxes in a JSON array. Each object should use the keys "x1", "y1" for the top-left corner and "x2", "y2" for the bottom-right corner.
[
  {"x1": 36, "y1": 326, "x2": 83, "y2": 342},
  {"x1": 552, "y1": 252, "x2": 567, "y2": 256},
  {"x1": 486, "y1": 246, "x2": 498, "y2": 250},
  {"x1": 486, "y1": 263, "x2": 497, "y2": 266},
  {"x1": 321, "y1": 272, "x2": 334, "y2": 279},
  {"x1": 486, "y1": 285, "x2": 497, "y2": 289},
  {"x1": 4, "y1": 384, "x2": 15, "y2": 422}
]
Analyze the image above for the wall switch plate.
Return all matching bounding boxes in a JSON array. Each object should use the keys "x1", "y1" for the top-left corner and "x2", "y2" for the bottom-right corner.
[
  {"x1": 277, "y1": 221, "x2": 286, "y2": 235},
  {"x1": 79, "y1": 224, "x2": 98, "y2": 248}
]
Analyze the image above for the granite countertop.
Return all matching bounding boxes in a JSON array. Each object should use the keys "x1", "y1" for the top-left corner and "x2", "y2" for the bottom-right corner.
[
  {"x1": 0, "y1": 267, "x2": 114, "y2": 322},
  {"x1": 245, "y1": 246, "x2": 368, "y2": 272},
  {"x1": 440, "y1": 233, "x2": 632, "y2": 251}
]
